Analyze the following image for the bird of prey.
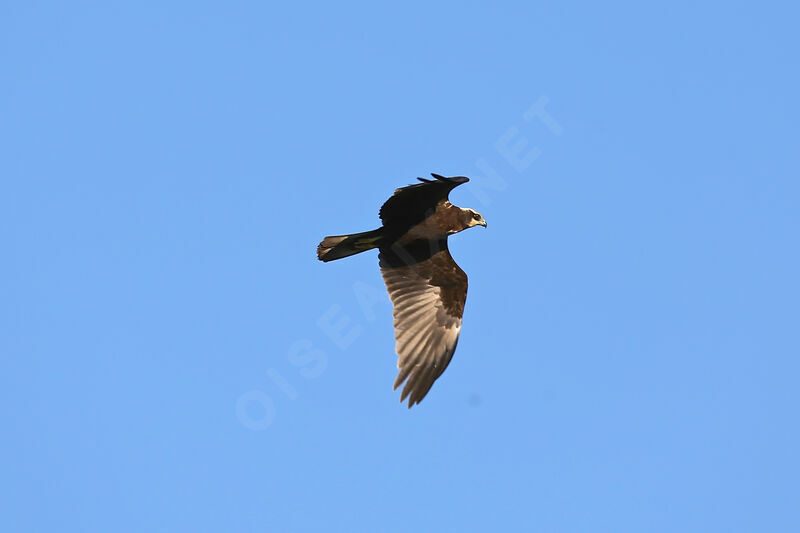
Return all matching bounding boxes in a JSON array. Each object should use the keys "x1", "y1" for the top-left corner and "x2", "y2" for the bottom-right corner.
[{"x1": 317, "y1": 174, "x2": 487, "y2": 407}]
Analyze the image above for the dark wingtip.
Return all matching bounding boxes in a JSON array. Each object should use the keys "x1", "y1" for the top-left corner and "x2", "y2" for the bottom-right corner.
[
  {"x1": 431, "y1": 173, "x2": 469, "y2": 184},
  {"x1": 417, "y1": 177, "x2": 434, "y2": 183}
]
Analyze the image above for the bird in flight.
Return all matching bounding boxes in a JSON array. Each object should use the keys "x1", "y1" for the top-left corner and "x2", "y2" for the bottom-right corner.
[{"x1": 317, "y1": 174, "x2": 487, "y2": 407}]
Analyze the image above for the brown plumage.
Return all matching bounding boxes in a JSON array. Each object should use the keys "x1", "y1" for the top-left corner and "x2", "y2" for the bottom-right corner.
[{"x1": 317, "y1": 174, "x2": 486, "y2": 407}]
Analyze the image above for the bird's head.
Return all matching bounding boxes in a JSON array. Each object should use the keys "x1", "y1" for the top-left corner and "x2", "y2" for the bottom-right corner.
[{"x1": 462, "y1": 208, "x2": 487, "y2": 229}]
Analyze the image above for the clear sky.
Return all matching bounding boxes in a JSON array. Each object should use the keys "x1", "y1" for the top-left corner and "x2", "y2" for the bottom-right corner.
[{"x1": 2, "y1": 1, "x2": 799, "y2": 532}]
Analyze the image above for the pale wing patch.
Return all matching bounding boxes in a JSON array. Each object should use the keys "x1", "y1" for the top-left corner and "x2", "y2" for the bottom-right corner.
[{"x1": 380, "y1": 260, "x2": 465, "y2": 407}]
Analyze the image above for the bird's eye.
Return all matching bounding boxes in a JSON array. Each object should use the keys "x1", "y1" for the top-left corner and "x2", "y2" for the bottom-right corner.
[{"x1": 472, "y1": 213, "x2": 481, "y2": 220}]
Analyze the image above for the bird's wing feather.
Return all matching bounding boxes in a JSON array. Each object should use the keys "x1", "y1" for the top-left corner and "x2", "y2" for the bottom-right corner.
[
  {"x1": 379, "y1": 245, "x2": 468, "y2": 407},
  {"x1": 379, "y1": 174, "x2": 469, "y2": 227}
]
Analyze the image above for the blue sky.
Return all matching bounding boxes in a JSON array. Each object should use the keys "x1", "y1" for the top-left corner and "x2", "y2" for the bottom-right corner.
[{"x1": 2, "y1": 1, "x2": 799, "y2": 531}]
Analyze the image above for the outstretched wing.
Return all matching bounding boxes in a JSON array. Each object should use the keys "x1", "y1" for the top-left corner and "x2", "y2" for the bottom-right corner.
[
  {"x1": 379, "y1": 174, "x2": 469, "y2": 228},
  {"x1": 379, "y1": 243, "x2": 468, "y2": 407}
]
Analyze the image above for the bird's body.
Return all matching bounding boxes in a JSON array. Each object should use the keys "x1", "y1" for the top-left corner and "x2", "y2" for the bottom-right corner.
[{"x1": 317, "y1": 174, "x2": 486, "y2": 407}]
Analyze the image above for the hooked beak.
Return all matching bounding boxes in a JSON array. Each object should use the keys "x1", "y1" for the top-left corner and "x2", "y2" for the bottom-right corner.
[{"x1": 479, "y1": 219, "x2": 487, "y2": 228}]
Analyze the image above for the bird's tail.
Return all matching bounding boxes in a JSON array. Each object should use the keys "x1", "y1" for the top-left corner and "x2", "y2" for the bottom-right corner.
[{"x1": 317, "y1": 228, "x2": 384, "y2": 262}]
